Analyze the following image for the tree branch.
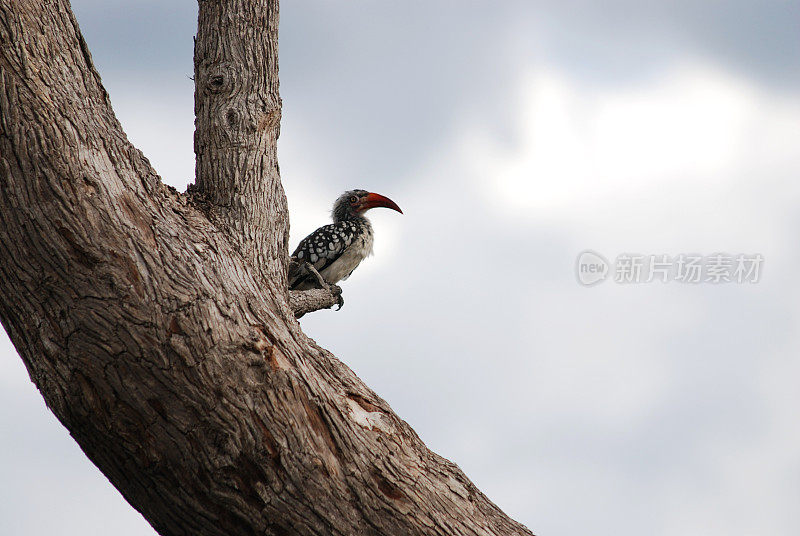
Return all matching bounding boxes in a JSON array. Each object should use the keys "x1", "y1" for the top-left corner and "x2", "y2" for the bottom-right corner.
[
  {"x1": 288, "y1": 261, "x2": 344, "y2": 318},
  {"x1": 193, "y1": 0, "x2": 287, "y2": 287},
  {"x1": 290, "y1": 287, "x2": 343, "y2": 318},
  {"x1": 0, "y1": 1, "x2": 534, "y2": 535}
]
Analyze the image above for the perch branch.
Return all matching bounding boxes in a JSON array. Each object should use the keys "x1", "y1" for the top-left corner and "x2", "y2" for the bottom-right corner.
[{"x1": 289, "y1": 260, "x2": 344, "y2": 318}]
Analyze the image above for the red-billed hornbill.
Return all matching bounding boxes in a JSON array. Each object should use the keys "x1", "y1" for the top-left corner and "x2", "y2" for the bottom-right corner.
[
  {"x1": 289, "y1": 190, "x2": 403, "y2": 290},
  {"x1": 288, "y1": 189, "x2": 402, "y2": 292}
]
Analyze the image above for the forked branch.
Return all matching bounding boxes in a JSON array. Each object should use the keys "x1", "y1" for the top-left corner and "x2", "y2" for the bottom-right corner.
[{"x1": 0, "y1": 1, "x2": 534, "y2": 535}]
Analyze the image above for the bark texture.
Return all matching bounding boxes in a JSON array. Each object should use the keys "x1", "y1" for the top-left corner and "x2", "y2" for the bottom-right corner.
[{"x1": 0, "y1": 2, "x2": 534, "y2": 535}]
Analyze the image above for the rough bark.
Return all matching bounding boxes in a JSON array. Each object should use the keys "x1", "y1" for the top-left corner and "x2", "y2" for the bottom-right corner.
[
  {"x1": 0, "y1": 2, "x2": 534, "y2": 536},
  {"x1": 192, "y1": 0, "x2": 286, "y2": 287}
]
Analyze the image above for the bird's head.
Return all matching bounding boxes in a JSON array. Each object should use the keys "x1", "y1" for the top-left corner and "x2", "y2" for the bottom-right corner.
[{"x1": 332, "y1": 189, "x2": 403, "y2": 222}]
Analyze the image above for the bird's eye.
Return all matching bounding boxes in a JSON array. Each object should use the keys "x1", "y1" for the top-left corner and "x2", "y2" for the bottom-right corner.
[{"x1": 349, "y1": 196, "x2": 358, "y2": 203}]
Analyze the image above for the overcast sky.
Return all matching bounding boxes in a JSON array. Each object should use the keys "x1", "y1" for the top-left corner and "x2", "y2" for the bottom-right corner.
[{"x1": 2, "y1": 1, "x2": 800, "y2": 535}]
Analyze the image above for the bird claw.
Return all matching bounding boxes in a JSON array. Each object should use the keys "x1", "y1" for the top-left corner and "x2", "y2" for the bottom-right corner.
[{"x1": 330, "y1": 285, "x2": 344, "y2": 310}]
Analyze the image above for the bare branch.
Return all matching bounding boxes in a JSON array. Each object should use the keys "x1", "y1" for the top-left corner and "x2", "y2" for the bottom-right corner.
[{"x1": 290, "y1": 286, "x2": 343, "y2": 318}]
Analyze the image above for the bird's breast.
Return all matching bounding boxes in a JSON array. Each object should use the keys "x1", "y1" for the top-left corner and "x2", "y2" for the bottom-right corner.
[{"x1": 320, "y1": 225, "x2": 373, "y2": 284}]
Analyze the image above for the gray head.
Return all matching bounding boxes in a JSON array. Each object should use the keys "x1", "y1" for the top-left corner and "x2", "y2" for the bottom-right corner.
[{"x1": 331, "y1": 189, "x2": 403, "y2": 222}]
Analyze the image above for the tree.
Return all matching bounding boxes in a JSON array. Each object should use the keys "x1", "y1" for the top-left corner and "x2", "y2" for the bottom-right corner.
[{"x1": 0, "y1": 1, "x2": 534, "y2": 534}]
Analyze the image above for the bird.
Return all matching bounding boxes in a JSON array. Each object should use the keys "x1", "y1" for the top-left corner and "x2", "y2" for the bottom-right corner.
[{"x1": 288, "y1": 189, "x2": 402, "y2": 291}]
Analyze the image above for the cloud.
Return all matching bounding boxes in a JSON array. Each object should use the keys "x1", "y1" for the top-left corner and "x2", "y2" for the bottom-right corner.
[{"x1": 472, "y1": 61, "x2": 798, "y2": 219}]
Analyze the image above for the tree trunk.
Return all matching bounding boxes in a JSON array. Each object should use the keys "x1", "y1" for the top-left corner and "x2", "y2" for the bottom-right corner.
[{"x1": 0, "y1": 2, "x2": 534, "y2": 535}]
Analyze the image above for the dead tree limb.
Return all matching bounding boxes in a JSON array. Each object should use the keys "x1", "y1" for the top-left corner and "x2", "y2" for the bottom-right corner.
[{"x1": 0, "y1": 1, "x2": 534, "y2": 535}]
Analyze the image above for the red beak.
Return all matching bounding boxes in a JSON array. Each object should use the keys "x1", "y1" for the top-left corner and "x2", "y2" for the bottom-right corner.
[{"x1": 359, "y1": 192, "x2": 403, "y2": 214}]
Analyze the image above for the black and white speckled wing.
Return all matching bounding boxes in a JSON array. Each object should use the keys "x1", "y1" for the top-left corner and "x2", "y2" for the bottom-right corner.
[{"x1": 288, "y1": 221, "x2": 362, "y2": 289}]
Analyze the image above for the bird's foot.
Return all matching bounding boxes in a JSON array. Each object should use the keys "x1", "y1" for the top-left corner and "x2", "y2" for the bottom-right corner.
[
  {"x1": 303, "y1": 262, "x2": 343, "y2": 309},
  {"x1": 330, "y1": 284, "x2": 344, "y2": 310},
  {"x1": 301, "y1": 262, "x2": 327, "y2": 289}
]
